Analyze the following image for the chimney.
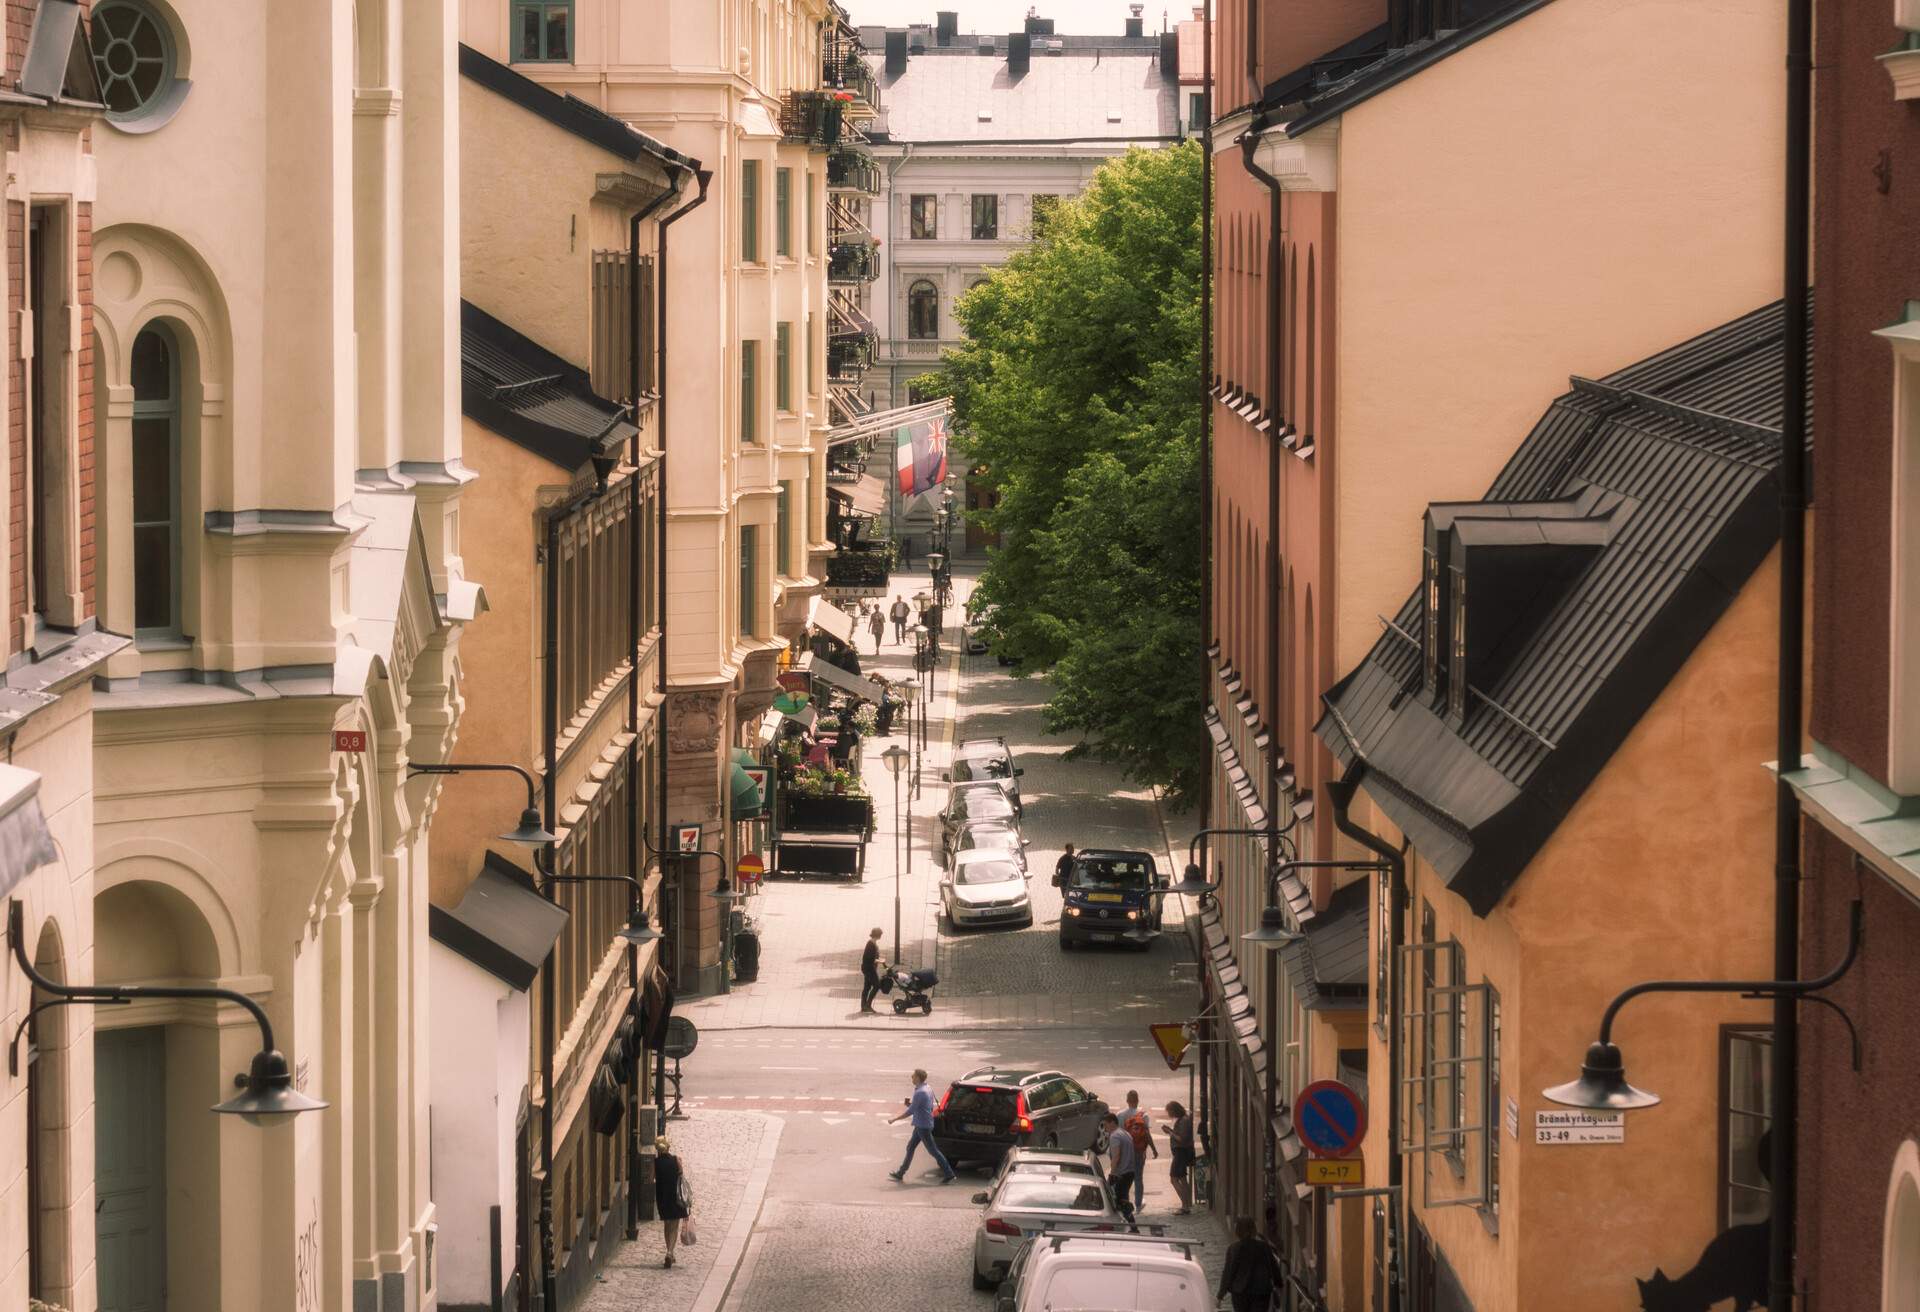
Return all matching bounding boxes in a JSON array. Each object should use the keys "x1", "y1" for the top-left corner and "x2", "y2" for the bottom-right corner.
[
  {"x1": 1007, "y1": 31, "x2": 1031, "y2": 73},
  {"x1": 1126, "y1": 3, "x2": 1144, "y2": 37},
  {"x1": 1158, "y1": 30, "x2": 1179, "y2": 80},
  {"x1": 1024, "y1": 13, "x2": 1054, "y2": 35},
  {"x1": 936, "y1": 11, "x2": 958, "y2": 45},
  {"x1": 885, "y1": 28, "x2": 907, "y2": 75}
]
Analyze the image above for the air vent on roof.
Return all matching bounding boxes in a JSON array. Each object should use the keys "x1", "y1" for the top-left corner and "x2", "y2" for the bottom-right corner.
[
  {"x1": 1125, "y1": 16, "x2": 1145, "y2": 38},
  {"x1": 978, "y1": 109, "x2": 993, "y2": 121},
  {"x1": 1106, "y1": 108, "x2": 1123, "y2": 122},
  {"x1": 936, "y1": 11, "x2": 958, "y2": 45},
  {"x1": 885, "y1": 29, "x2": 907, "y2": 75},
  {"x1": 1008, "y1": 32, "x2": 1030, "y2": 74}
]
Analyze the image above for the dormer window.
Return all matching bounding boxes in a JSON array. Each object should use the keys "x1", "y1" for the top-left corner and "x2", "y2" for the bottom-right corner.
[
  {"x1": 1423, "y1": 545, "x2": 1445, "y2": 702},
  {"x1": 1448, "y1": 563, "x2": 1468, "y2": 722}
]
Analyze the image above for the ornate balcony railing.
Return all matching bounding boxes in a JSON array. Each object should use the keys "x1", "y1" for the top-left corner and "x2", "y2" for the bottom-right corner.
[
  {"x1": 825, "y1": 548, "x2": 892, "y2": 590},
  {"x1": 823, "y1": 52, "x2": 878, "y2": 109},
  {"x1": 780, "y1": 91, "x2": 844, "y2": 148},
  {"x1": 827, "y1": 146, "x2": 882, "y2": 195},
  {"x1": 828, "y1": 332, "x2": 877, "y2": 379},
  {"x1": 828, "y1": 240, "x2": 880, "y2": 284}
]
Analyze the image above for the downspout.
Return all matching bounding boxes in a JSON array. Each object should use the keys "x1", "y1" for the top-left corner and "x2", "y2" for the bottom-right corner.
[
  {"x1": 625, "y1": 164, "x2": 684, "y2": 1239},
  {"x1": 1769, "y1": 0, "x2": 1811, "y2": 1307},
  {"x1": 1196, "y1": 0, "x2": 1215, "y2": 1156},
  {"x1": 1326, "y1": 763, "x2": 1404, "y2": 1312},
  {"x1": 1241, "y1": 113, "x2": 1285, "y2": 1246},
  {"x1": 538, "y1": 509, "x2": 561, "y2": 1312},
  {"x1": 653, "y1": 169, "x2": 714, "y2": 1033}
]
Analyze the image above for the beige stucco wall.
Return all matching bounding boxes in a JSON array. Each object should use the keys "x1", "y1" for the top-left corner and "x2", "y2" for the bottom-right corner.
[{"x1": 1330, "y1": 0, "x2": 1785, "y2": 673}]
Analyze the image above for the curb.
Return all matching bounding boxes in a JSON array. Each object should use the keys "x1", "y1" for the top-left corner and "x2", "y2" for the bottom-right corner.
[{"x1": 693, "y1": 1112, "x2": 785, "y2": 1312}]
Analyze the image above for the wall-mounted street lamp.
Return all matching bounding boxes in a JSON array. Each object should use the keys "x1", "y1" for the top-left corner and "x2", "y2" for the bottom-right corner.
[
  {"x1": 1543, "y1": 899, "x2": 1864, "y2": 1111},
  {"x1": 408, "y1": 761, "x2": 558, "y2": 846},
  {"x1": 7, "y1": 900, "x2": 327, "y2": 1122}
]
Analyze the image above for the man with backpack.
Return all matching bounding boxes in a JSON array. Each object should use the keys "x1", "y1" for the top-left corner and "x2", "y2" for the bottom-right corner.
[{"x1": 1119, "y1": 1089, "x2": 1158, "y2": 1213}]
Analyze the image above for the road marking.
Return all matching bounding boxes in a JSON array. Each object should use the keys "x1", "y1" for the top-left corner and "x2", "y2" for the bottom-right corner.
[{"x1": 763, "y1": 1066, "x2": 819, "y2": 1071}]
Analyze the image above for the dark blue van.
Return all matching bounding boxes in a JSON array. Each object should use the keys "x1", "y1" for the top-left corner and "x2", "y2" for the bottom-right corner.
[{"x1": 1055, "y1": 850, "x2": 1165, "y2": 950}]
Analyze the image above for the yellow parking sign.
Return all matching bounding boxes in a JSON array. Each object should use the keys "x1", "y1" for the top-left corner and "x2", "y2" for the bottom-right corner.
[{"x1": 1304, "y1": 1159, "x2": 1363, "y2": 1187}]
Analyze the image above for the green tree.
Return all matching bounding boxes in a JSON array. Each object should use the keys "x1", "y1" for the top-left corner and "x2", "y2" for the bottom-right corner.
[{"x1": 923, "y1": 144, "x2": 1205, "y2": 803}]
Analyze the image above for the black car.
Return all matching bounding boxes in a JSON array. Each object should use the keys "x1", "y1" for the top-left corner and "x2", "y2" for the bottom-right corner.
[{"x1": 932, "y1": 1067, "x2": 1109, "y2": 1167}]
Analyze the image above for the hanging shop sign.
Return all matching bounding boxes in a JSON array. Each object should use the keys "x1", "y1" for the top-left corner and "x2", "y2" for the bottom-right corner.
[{"x1": 673, "y1": 824, "x2": 703, "y2": 853}]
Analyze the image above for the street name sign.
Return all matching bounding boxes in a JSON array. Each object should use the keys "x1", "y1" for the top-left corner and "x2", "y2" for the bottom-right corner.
[
  {"x1": 1535, "y1": 1109, "x2": 1625, "y2": 1145},
  {"x1": 1295, "y1": 1080, "x2": 1367, "y2": 1159}
]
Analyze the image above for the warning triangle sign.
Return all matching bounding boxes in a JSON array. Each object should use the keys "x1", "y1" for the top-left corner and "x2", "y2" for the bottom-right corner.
[{"x1": 1149, "y1": 1023, "x2": 1191, "y2": 1071}]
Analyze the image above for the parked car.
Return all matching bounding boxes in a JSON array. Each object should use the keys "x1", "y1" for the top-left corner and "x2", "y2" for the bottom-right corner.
[
  {"x1": 1058, "y1": 849, "x2": 1166, "y2": 951},
  {"x1": 970, "y1": 1164, "x2": 1124, "y2": 1288},
  {"x1": 951, "y1": 820, "x2": 1029, "y2": 873},
  {"x1": 940, "y1": 786, "x2": 1020, "y2": 860},
  {"x1": 982, "y1": 1146, "x2": 1104, "y2": 1194},
  {"x1": 998, "y1": 1233, "x2": 1208, "y2": 1312},
  {"x1": 932, "y1": 1067, "x2": 1108, "y2": 1169},
  {"x1": 942, "y1": 850, "x2": 1033, "y2": 930},
  {"x1": 944, "y1": 738, "x2": 1023, "y2": 812}
]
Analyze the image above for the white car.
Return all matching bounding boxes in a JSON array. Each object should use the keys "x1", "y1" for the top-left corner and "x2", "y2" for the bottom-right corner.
[
  {"x1": 950, "y1": 820, "x2": 1029, "y2": 874},
  {"x1": 998, "y1": 1233, "x2": 1209, "y2": 1312},
  {"x1": 970, "y1": 1166, "x2": 1125, "y2": 1289},
  {"x1": 942, "y1": 850, "x2": 1033, "y2": 930}
]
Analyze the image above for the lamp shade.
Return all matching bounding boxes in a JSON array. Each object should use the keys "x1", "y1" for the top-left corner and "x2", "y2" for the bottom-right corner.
[
  {"x1": 881, "y1": 744, "x2": 909, "y2": 776},
  {"x1": 709, "y1": 877, "x2": 747, "y2": 903},
  {"x1": 1542, "y1": 1041, "x2": 1661, "y2": 1111},
  {"x1": 212, "y1": 1048, "x2": 330, "y2": 1122},
  {"x1": 618, "y1": 913, "x2": 663, "y2": 946},
  {"x1": 1168, "y1": 863, "x2": 1215, "y2": 896},
  {"x1": 501, "y1": 806, "x2": 559, "y2": 847},
  {"x1": 1241, "y1": 906, "x2": 1301, "y2": 950}
]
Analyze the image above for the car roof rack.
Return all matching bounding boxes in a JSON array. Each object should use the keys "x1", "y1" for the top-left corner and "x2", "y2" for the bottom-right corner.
[{"x1": 1035, "y1": 1227, "x2": 1190, "y2": 1254}]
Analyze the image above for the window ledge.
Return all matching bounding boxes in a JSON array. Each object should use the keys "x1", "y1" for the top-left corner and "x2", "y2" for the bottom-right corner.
[{"x1": 1881, "y1": 45, "x2": 1920, "y2": 100}]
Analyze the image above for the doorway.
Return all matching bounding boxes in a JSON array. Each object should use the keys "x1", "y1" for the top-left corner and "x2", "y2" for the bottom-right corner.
[{"x1": 96, "y1": 1026, "x2": 167, "y2": 1312}]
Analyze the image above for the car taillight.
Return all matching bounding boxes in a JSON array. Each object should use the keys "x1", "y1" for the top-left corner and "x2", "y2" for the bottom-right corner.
[
  {"x1": 985, "y1": 1218, "x2": 1022, "y2": 1237},
  {"x1": 1014, "y1": 1092, "x2": 1033, "y2": 1134},
  {"x1": 937, "y1": 1086, "x2": 953, "y2": 1114}
]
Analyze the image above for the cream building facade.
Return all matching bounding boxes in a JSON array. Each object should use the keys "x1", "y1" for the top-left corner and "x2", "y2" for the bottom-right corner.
[
  {"x1": 461, "y1": 0, "x2": 843, "y2": 991},
  {"x1": 78, "y1": 2, "x2": 478, "y2": 1311}
]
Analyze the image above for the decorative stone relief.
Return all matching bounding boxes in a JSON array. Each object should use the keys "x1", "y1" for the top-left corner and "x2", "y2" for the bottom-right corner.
[{"x1": 667, "y1": 691, "x2": 724, "y2": 755}]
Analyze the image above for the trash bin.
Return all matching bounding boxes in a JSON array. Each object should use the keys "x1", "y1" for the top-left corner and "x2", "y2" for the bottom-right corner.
[{"x1": 733, "y1": 930, "x2": 761, "y2": 982}]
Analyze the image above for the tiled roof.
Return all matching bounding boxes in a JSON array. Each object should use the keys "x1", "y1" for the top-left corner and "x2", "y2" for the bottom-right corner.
[
  {"x1": 863, "y1": 42, "x2": 1177, "y2": 142},
  {"x1": 1317, "y1": 303, "x2": 1807, "y2": 916},
  {"x1": 461, "y1": 301, "x2": 635, "y2": 472}
]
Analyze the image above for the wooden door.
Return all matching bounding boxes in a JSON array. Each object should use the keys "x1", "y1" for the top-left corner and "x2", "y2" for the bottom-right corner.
[{"x1": 96, "y1": 1026, "x2": 167, "y2": 1312}]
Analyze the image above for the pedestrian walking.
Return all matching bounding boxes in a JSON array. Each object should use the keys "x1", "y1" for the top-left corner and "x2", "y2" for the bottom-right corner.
[
  {"x1": 860, "y1": 927, "x2": 885, "y2": 1013},
  {"x1": 1164, "y1": 1100, "x2": 1196, "y2": 1215},
  {"x1": 1217, "y1": 1217, "x2": 1282, "y2": 1312},
  {"x1": 888, "y1": 1068, "x2": 957, "y2": 1183},
  {"x1": 654, "y1": 1136, "x2": 692, "y2": 1269},
  {"x1": 889, "y1": 595, "x2": 911, "y2": 643},
  {"x1": 1053, "y1": 842, "x2": 1077, "y2": 888},
  {"x1": 900, "y1": 535, "x2": 914, "y2": 568},
  {"x1": 868, "y1": 605, "x2": 885, "y2": 654},
  {"x1": 1120, "y1": 1090, "x2": 1158, "y2": 1213},
  {"x1": 1100, "y1": 1112, "x2": 1139, "y2": 1230}
]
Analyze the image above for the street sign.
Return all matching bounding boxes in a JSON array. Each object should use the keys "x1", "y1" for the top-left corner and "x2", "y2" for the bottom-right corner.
[
  {"x1": 332, "y1": 729, "x2": 367, "y2": 753},
  {"x1": 1149, "y1": 1023, "x2": 1191, "y2": 1071},
  {"x1": 736, "y1": 853, "x2": 766, "y2": 886},
  {"x1": 742, "y1": 766, "x2": 770, "y2": 811},
  {"x1": 1304, "y1": 1158, "x2": 1363, "y2": 1187},
  {"x1": 674, "y1": 824, "x2": 702, "y2": 853},
  {"x1": 1535, "y1": 1110, "x2": 1624, "y2": 1145},
  {"x1": 1295, "y1": 1080, "x2": 1368, "y2": 1159}
]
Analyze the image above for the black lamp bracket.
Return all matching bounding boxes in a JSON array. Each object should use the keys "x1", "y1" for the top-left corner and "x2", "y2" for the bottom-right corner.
[
  {"x1": 9, "y1": 994, "x2": 129, "y2": 1076},
  {"x1": 1595, "y1": 898, "x2": 1864, "y2": 1047},
  {"x1": 408, "y1": 761, "x2": 541, "y2": 811}
]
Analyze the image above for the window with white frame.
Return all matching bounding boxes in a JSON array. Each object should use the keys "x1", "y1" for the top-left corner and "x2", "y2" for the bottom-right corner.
[{"x1": 1399, "y1": 929, "x2": 1496, "y2": 1213}]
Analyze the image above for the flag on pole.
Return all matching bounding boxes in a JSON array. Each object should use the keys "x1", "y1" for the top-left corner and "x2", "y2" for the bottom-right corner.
[{"x1": 894, "y1": 415, "x2": 948, "y2": 502}]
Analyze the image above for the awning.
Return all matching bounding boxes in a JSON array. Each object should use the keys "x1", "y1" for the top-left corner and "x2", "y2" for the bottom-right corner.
[
  {"x1": 827, "y1": 473, "x2": 890, "y2": 518},
  {"x1": 730, "y1": 761, "x2": 765, "y2": 818},
  {"x1": 429, "y1": 852, "x2": 570, "y2": 992},
  {"x1": 0, "y1": 764, "x2": 56, "y2": 900},
  {"x1": 808, "y1": 596, "x2": 857, "y2": 645},
  {"x1": 810, "y1": 657, "x2": 882, "y2": 703},
  {"x1": 826, "y1": 397, "x2": 952, "y2": 448}
]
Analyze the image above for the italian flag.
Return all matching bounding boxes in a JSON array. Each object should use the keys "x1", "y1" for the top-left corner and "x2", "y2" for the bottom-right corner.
[{"x1": 895, "y1": 416, "x2": 949, "y2": 501}]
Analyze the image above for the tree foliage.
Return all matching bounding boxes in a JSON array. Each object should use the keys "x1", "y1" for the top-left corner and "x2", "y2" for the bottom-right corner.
[{"x1": 924, "y1": 144, "x2": 1205, "y2": 804}]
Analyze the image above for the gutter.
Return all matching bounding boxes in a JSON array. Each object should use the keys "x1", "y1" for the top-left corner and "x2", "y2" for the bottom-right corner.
[{"x1": 1197, "y1": 0, "x2": 1214, "y2": 1149}]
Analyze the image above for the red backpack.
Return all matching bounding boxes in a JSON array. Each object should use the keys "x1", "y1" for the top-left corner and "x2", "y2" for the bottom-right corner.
[{"x1": 1124, "y1": 1113, "x2": 1151, "y2": 1158}]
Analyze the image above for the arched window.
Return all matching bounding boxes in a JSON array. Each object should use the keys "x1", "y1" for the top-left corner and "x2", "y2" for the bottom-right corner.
[
  {"x1": 907, "y1": 280, "x2": 939, "y2": 340},
  {"x1": 131, "y1": 324, "x2": 180, "y2": 636}
]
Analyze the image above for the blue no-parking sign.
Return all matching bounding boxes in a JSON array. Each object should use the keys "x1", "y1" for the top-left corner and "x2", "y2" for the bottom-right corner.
[{"x1": 1295, "y1": 1079, "x2": 1367, "y2": 1159}]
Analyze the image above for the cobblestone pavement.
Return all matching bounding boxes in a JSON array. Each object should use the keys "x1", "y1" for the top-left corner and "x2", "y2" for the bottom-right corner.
[{"x1": 580, "y1": 1111, "x2": 776, "y2": 1312}]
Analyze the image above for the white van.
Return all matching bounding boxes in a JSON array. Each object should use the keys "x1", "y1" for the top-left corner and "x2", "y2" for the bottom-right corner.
[{"x1": 1003, "y1": 1232, "x2": 1209, "y2": 1312}]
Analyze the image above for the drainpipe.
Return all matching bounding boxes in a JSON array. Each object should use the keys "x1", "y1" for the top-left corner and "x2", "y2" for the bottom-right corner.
[
  {"x1": 1326, "y1": 763, "x2": 1404, "y2": 1312},
  {"x1": 538, "y1": 508, "x2": 561, "y2": 1312},
  {"x1": 653, "y1": 169, "x2": 713, "y2": 1028},
  {"x1": 1197, "y1": 0, "x2": 1215, "y2": 1159},
  {"x1": 1769, "y1": 0, "x2": 1811, "y2": 1307},
  {"x1": 1241, "y1": 113, "x2": 1285, "y2": 1245}
]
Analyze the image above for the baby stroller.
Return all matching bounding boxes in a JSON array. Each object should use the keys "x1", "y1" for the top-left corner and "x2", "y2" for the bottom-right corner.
[{"x1": 883, "y1": 966, "x2": 938, "y2": 1015}]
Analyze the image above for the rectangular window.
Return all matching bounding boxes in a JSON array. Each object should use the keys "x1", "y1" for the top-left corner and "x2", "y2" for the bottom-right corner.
[
  {"x1": 1720, "y1": 1027, "x2": 1772, "y2": 1229},
  {"x1": 806, "y1": 172, "x2": 818, "y2": 256},
  {"x1": 1032, "y1": 194, "x2": 1060, "y2": 238},
  {"x1": 776, "y1": 168, "x2": 793, "y2": 257},
  {"x1": 741, "y1": 161, "x2": 760, "y2": 262},
  {"x1": 777, "y1": 482, "x2": 793, "y2": 575},
  {"x1": 909, "y1": 194, "x2": 937, "y2": 239},
  {"x1": 739, "y1": 525, "x2": 759, "y2": 637},
  {"x1": 740, "y1": 340, "x2": 759, "y2": 444},
  {"x1": 512, "y1": 1, "x2": 572, "y2": 62},
  {"x1": 1189, "y1": 91, "x2": 1204, "y2": 132},
  {"x1": 776, "y1": 323, "x2": 793, "y2": 412},
  {"x1": 1399, "y1": 929, "x2": 1493, "y2": 1212},
  {"x1": 807, "y1": 312, "x2": 817, "y2": 397},
  {"x1": 971, "y1": 194, "x2": 998, "y2": 240},
  {"x1": 1446, "y1": 565, "x2": 1468, "y2": 722},
  {"x1": 1422, "y1": 548, "x2": 1443, "y2": 702}
]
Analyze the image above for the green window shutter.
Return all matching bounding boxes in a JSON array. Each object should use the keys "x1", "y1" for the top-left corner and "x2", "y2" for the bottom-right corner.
[
  {"x1": 776, "y1": 323, "x2": 792, "y2": 411},
  {"x1": 741, "y1": 340, "x2": 758, "y2": 444},
  {"x1": 742, "y1": 161, "x2": 760, "y2": 262},
  {"x1": 739, "y1": 524, "x2": 758, "y2": 637},
  {"x1": 777, "y1": 482, "x2": 792, "y2": 576},
  {"x1": 776, "y1": 168, "x2": 792, "y2": 257}
]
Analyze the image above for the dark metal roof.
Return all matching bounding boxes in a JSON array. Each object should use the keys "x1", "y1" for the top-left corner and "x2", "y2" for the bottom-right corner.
[
  {"x1": 1284, "y1": 0, "x2": 1553, "y2": 137},
  {"x1": 1256, "y1": 22, "x2": 1391, "y2": 112},
  {"x1": 429, "y1": 852, "x2": 568, "y2": 991},
  {"x1": 458, "y1": 44, "x2": 696, "y2": 175},
  {"x1": 1279, "y1": 878, "x2": 1370, "y2": 1011},
  {"x1": 1316, "y1": 302, "x2": 1807, "y2": 916},
  {"x1": 461, "y1": 301, "x2": 636, "y2": 471}
]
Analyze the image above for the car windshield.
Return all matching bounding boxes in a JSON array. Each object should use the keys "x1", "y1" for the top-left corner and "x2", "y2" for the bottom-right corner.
[
  {"x1": 956, "y1": 859, "x2": 1023, "y2": 886},
  {"x1": 1069, "y1": 857, "x2": 1152, "y2": 892},
  {"x1": 1000, "y1": 1180, "x2": 1110, "y2": 1212},
  {"x1": 961, "y1": 826, "x2": 1021, "y2": 852},
  {"x1": 958, "y1": 792, "x2": 1015, "y2": 820}
]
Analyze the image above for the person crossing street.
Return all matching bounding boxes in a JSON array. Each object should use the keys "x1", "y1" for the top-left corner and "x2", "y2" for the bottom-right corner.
[{"x1": 888, "y1": 1068, "x2": 957, "y2": 1183}]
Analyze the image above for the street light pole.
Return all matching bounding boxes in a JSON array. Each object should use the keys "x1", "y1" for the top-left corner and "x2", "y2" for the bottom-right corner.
[{"x1": 882, "y1": 745, "x2": 909, "y2": 966}]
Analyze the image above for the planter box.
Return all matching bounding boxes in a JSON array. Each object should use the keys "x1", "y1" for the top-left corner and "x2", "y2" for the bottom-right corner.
[{"x1": 780, "y1": 792, "x2": 874, "y2": 835}]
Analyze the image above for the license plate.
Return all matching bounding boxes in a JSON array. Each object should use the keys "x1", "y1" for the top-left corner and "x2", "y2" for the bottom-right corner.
[
  {"x1": 1092, "y1": 933, "x2": 1116, "y2": 943},
  {"x1": 966, "y1": 1123, "x2": 997, "y2": 1135},
  {"x1": 1087, "y1": 893, "x2": 1124, "y2": 903}
]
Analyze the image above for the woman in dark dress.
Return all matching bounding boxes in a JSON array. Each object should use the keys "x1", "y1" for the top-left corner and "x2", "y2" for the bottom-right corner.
[
  {"x1": 654, "y1": 1136, "x2": 691, "y2": 1268},
  {"x1": 1164, "y1": 1100, "x2": 1196, "y2": 1215}
]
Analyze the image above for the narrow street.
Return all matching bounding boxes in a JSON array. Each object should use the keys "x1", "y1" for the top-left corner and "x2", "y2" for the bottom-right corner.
[{"x1": 581, "y1": 568, "x2": 1218, "y2": 1312}]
